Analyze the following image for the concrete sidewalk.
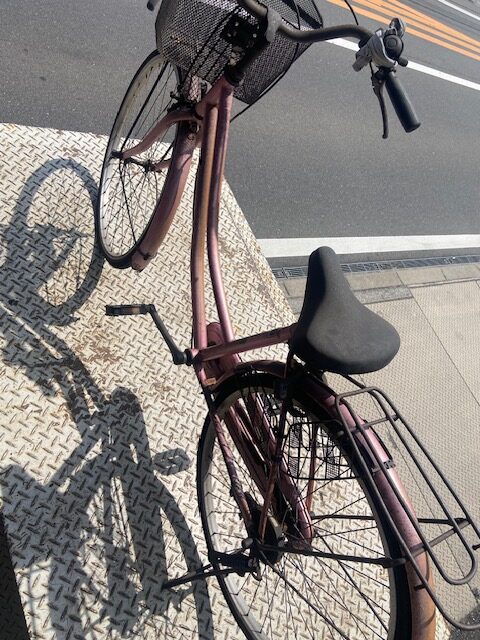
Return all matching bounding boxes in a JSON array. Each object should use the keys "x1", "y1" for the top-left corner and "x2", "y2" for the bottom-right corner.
[
  {"x1": 278, "y1": 261, "x2": 480, "y2": 637},
  {"x1": 277, "y1": 260, "x2": 480, "y2": 314}
]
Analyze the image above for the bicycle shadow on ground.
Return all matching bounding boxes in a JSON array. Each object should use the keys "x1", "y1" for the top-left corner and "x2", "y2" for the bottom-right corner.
[
  {"x1": 2, "y1": 390, "x2": 212, "y2": 639},
  {"x1": 0, "y1": 160, "x2": 214, "y2": 639},
  {"x1": 0, "y1": 158, "x2": 103, "y2": 329}
]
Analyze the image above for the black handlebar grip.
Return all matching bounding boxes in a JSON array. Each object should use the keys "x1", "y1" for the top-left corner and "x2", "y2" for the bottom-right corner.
[{"x1": 385, "y1": 71, "x2": 421, "y2": 133}]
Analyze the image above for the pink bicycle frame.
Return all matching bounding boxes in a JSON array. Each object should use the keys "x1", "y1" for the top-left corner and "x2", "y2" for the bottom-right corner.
[
  {"x1": 118, "y1": 72, "x2": 435, "y2": 639},
  {"x1": 121, "y1": 75, "x2": 296, "y2": 360},
  {"x1": 122, "y1": 73, "x2": 314, "y2": 537}
]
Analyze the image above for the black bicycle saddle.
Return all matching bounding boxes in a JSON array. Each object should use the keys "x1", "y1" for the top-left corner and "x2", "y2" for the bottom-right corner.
[{"x1": 290, "y1": 247, "x2": 400, "y2": 374}]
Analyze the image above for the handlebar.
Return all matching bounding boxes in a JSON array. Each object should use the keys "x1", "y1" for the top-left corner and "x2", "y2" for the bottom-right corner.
[
  {"x1": 237, "y1": 0, "x2": 421, "y2": 135},
  {"x1": 238, "y1": 0, "x2": 373, "y2": 43}
]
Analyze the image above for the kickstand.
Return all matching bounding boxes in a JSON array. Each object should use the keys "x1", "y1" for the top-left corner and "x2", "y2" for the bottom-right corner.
[{"x1": 162, "y1": 563, "x2": 239, "y2": 589}]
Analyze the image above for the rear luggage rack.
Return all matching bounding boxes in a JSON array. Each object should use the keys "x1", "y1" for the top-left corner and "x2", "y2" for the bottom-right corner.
[{"x1": 335, "y1": 382, "x2": 480, "y2": 631}]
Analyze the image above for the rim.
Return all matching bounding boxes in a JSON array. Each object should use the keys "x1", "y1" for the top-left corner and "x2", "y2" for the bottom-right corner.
[
  {"x1": 199, "y1": 376, "x2": 406, "y2": 640},
  {"x1": 98, "y1": 55, "x2": 179, "y2": 261}
]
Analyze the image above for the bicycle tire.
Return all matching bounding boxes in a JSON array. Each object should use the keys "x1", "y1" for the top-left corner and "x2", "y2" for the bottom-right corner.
[
  {"x1": 197, "y1": 371, "x2": 413, "y2": 640},
  {"x1": 96, "y1": 51, "x2": 189, "y2": 268}
]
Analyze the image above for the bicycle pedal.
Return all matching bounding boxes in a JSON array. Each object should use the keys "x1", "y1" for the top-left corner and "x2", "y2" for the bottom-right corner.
[{"x1": 105, "y1": 304, "x2": 150, "y2": 316}]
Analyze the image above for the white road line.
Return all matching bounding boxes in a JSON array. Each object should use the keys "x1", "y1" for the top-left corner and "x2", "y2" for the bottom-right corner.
[
  {"x1": 328, "y1": 38, "x2": 480, "y2": 92},
  {"x1": 258, "y1": 235, "x2": 480, "y2": 257},
  {"x1": 435, "y1": 0, "x2": 480, "y2": 22},
  {"x1": 408, "y1": 60, "x2": 480, "y2": 90}
]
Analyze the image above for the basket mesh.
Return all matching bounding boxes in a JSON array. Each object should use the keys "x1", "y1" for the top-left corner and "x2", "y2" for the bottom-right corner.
[
  {"x1": 155, "y1": 0, "x2": 322, "y2": 104},
  {"x1": 284, "y1": 418, "x2": 355, "y2": 481}
]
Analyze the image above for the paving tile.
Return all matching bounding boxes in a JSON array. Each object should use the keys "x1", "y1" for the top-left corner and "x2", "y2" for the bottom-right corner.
[
  {"x1": 275, "y1": 280, "x2": 289, "y2": 298},
  {"x1": 283, "y1": 277, "x2": 306, "y2": 298},
  {"x1": 288, "y1": 296, "x2": 304, "y2": 316},
  {"x1": 364, "y1": 295, "x2": 480, "y2": 620},
  {"x1": 355, "y1": 285, "x2": 411, "y2": 304},
  {"x1": 441, "y1": 264, "x2": 480, "y2": 281},
  {"x1": 398, "y1": 266, "x2": 446, "y2": 285},
  {"x1": 346, "y1": 270, "x2": 403, "y2": 291},
  {"x1": 412, "y1": 281, "x2": 480, "y2": 405}
]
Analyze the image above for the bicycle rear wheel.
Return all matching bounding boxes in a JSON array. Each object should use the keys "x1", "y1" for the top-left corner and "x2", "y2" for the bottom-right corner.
[
  {"x1": 96, "y1": 52, "x2": 188, "y2": 268},
  {"x1": 197, "y1": 371, "x2": 413, "y2": 640}
]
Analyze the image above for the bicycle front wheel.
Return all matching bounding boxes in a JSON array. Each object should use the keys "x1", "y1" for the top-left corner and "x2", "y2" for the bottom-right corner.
[
  {"x1": 96, "y1": 52, "x2": 186, "y2": 268},
  {"x1": 197, "y1": 371, "x2": 413, "y2": 640}
]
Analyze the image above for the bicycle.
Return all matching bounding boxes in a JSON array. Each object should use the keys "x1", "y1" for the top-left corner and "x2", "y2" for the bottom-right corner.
[{"x1": 95, "y1": 0, "x2": 480, "y2": 637}]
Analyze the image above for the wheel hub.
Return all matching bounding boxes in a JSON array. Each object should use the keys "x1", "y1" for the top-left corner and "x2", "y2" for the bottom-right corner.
[{"x1": 245, "y1": 494, "x2": 286, "y2": 565}]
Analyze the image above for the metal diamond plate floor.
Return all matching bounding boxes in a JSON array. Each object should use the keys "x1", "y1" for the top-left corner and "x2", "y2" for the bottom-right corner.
[
  {"x1": 0, "y1": 122, "x2": 457, "y2": 640},
  {"x1": 0, "y1": 123, "x2": 292, "y2": 640}
]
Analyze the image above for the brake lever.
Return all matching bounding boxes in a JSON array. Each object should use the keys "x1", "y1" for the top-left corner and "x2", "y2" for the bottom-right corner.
[{"x1": 371, "y1": 69, "x2": 389, "y2": 139}]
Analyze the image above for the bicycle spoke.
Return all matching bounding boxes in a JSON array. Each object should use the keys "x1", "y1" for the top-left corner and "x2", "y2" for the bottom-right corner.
[
  {"x1": 121, "y1": 64, "x2": 172, "y2": 151},
  {"x1": 97, "y1": 54, "x2": 181, "y2": 262},
  {"x1": 313, "y1": 522, "x2": 389, "y2": 559},
  {"x1": 133, "y1": 66, "x2": 175, "y2": 139},
  {"x1": 119, "y1": 163, "x2": 141, "y2": 243},
  {"x1": 315, "y1": 542, "x2": 389, "y2": 637},
  {"x1": 288, "y1": 524, "x2": 391, "y2": 637},
  {"x1": 270, "y1": 560, "x2": 351, "y2": 640},
  {"x1": 287, "y1": 552, "x2": 370, "y2": 638},
  {"x1": 198, "y1": 374, "x2": 410, "y2": 639}
]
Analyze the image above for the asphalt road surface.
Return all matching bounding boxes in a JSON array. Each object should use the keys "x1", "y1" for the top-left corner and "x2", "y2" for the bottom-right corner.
[{"x1": 1, "y1": 0, "x2": 479, "y2": 264}]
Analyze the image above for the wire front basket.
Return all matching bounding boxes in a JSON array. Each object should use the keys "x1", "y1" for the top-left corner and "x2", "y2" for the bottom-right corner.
[{"x1": 155, "y1": 0, "x2": 322, "y2": 104}]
